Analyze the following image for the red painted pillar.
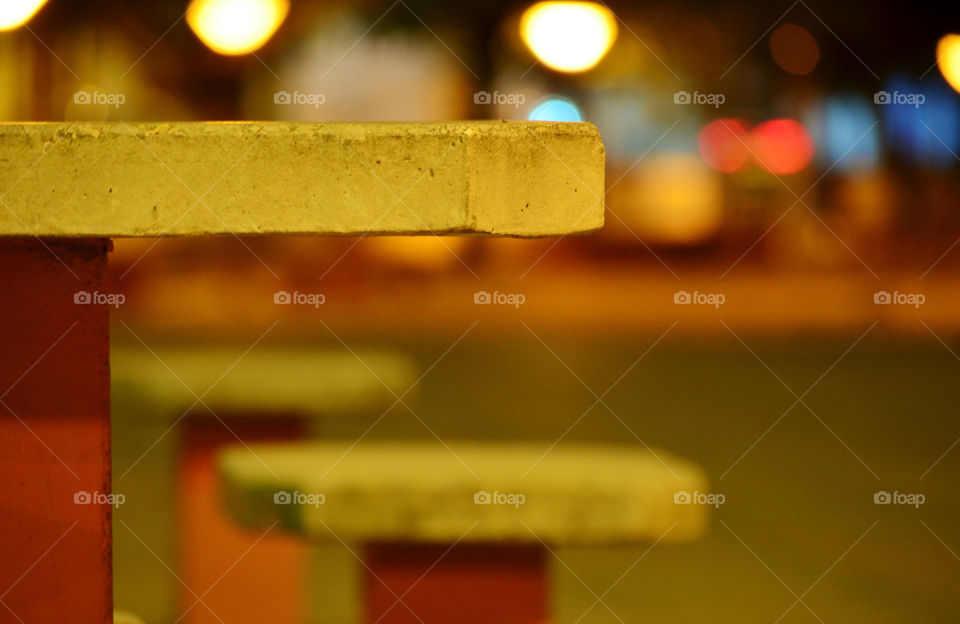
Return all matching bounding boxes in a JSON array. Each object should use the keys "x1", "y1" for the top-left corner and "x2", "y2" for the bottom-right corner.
[
  {"x1": 179, "y1": 417, "x2": 307, "y2": 624},
  {"x1": 0, "y1": 238, "x2": 112, "y2": 624},
  {"x1": 365, "y1": 543, "x2": 549, "y2": 624}
]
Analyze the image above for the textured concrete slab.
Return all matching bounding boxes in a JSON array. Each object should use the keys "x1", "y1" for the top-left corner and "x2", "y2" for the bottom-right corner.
[
  {"x1": 219, "y1": 441, "x2": 709, "y2": 545},
  {"x1": 0, "y1": 122, "x2": 604, "y2": 237}
]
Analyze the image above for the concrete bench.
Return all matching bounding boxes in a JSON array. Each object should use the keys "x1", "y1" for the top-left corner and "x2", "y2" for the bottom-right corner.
[
  {"x1": 0, "y1": 120, "x2": 604, "y2": 623},
  {"x1": 0, "y1": 121, "x2": 604, "y2": 237},
  {"x1": 111, "y1": 344, "x2": 418, "y2": 624},
  {"x1": 218, "y1": 441, "x2": 708, "y2": 623},
  {"x1": 112, "y1": 344, "x2": 417, "y2": 418}
]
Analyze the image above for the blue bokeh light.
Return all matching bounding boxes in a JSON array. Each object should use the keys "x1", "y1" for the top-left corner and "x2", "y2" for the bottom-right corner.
[{"x1": 528, "y1": 97, "x2": 583, "y2": 122}]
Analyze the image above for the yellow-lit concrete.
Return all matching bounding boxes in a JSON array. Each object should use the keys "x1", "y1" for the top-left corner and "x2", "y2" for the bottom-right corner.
[
  {"x1": 112, "y1": 345, "x2": 417, "y2": 417},
  {"x1": 0, "y1": 122, "x2": 604, "y2": 237},
  {"x1": 219, "y1": 441, "x2": 708, "y2": 544}
]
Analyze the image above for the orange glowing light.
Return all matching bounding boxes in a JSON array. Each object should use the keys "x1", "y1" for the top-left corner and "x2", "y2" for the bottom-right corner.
[
  {"x1": 520, "y1": 2, "x2": 618, "y2": 73},
  {"x1": 362, "y1": 236, "x2": 471, "y2": 272},
  {"x1": 697, "y1": 119, "x2": 752, "y2": 173},
  {"x1": 750, "y1": 119, "x2": 815, "y2": 175},
  {"x1": 769, "y1": 24, "x2": 819, "y2": 75},
  {"x1": 187, "y1": 0, "x2": 289, "y2": 56},
  {"x1": 936, "y1": 34, "x2": 960, "y2": 94},
  {"x1": 0, "y1": 0, "x2": 49, "y2": 30}
]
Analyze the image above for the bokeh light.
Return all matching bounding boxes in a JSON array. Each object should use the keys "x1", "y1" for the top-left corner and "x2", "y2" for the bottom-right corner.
[
  {"x1": 751, "y1": 119, "x2": 815, "y2": 174},
  {"x1": 520, "y1": 2, "x2": 618, "y2": 73},
  {"x1": 187, "y1": 0, "x2": 290, "y2": 56},
  {"x1": 769, "y1": 23, "x2": 819, "y2": 75},
  {"x1": 528, "y1": 97, "x2": 583, "y2": 121},
  {"x1": 936, "y1": 34, "x2": 960, "y2": 94},
  {"x1": 0, "y1": 0, "x2": 49, "y2": 31},
  {"x1": 611, "y1": 153, "x2": 723, "y2": 245},
  {"x1": 362, "y1": 237, "x2": 471, "y2": 272},
  {"x1": 807, "y1": 95, "x2": 879, "y2": 171},
  {"x1": 697, "y1": 119, "x2": 752, "y2": 173},
  {"x1": 882, "y1": 75, "x2": 960, "y2": 169}
]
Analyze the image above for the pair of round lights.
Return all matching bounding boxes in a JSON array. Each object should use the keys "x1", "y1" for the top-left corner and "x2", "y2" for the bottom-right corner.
[
  {"x1": 0, "y1": 0, "x2": 289, "y2": 57},
  {"x1": 698, "y1": 119, "x2": 815, "y2": 175},
  {"x1": 188, "y1": 0, "x2": 618, "y2": 64}
]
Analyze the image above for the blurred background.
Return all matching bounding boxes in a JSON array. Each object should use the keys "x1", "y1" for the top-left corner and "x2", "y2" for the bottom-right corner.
[{"x1": 3, "y1": 0, "x2": 960, "y2": 622}]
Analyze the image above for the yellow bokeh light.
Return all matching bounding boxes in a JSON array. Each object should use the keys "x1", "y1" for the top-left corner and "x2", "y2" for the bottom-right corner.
[
  {"x1": 607, "y1": 153, "x2": 723, "y2": 245},
  {"x1": 520, "y1": 2, "x2": 618, "y2": 73},
  {"x1": 0, "y1": 0, "x2": 49, "y2": 31},
  {"x1": 362, "y1": 236, "x2": 472, "y2": 272},
  {"x1": 936, "y1": 34, "x2": 960, "y2": 94},
  {"x1": 187, "y1": 0, "x2": 289, "y2": 56}
]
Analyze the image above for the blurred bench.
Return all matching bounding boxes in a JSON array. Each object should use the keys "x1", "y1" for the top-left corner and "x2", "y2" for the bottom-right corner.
[
  {"x1": 219, "y1": 441, "x2": 709, "y2": 623},
  {"x1": 112, "y1": 344, "x2": 417, "y2": 624}
]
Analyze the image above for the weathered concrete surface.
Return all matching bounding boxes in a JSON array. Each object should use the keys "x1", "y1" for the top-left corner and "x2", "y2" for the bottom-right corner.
[
  {"x1": 219, "y1": 442, "x2": 708, "y2": 545},
  {"x1": 0, "y1": 122, "x2": 604, "y2": 238},
  {"x1": 0, "y1": 238, "x2": 112, "y2": 624}
]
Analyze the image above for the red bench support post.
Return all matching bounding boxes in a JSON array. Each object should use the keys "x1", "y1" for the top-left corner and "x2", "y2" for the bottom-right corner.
[
  {"x1": 365, "y1": 543, "x2": 548, "y2": 624},
  {"x1": 0, "y1": 238, "x2": 112, "y2": 624}
]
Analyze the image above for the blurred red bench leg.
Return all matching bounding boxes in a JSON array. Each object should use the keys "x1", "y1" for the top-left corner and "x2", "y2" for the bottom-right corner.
[
  {"x1": 365, "y1": 543, "x2": 549, "y2": 624},
  {"x1": 179, "y1": 417, "x2": 307, "y2": 624},
  {"x1": 0, "y1": 238, "x2": 112, "y2": 624}
]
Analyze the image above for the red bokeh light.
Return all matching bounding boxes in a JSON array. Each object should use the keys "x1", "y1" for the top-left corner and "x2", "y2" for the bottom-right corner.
[
  {"x1": 697, "y1": 118, "x2": 752, "y2": 173},
  {"x1": 750, "y1": 119, "x2": 815, "y2": 174}
]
